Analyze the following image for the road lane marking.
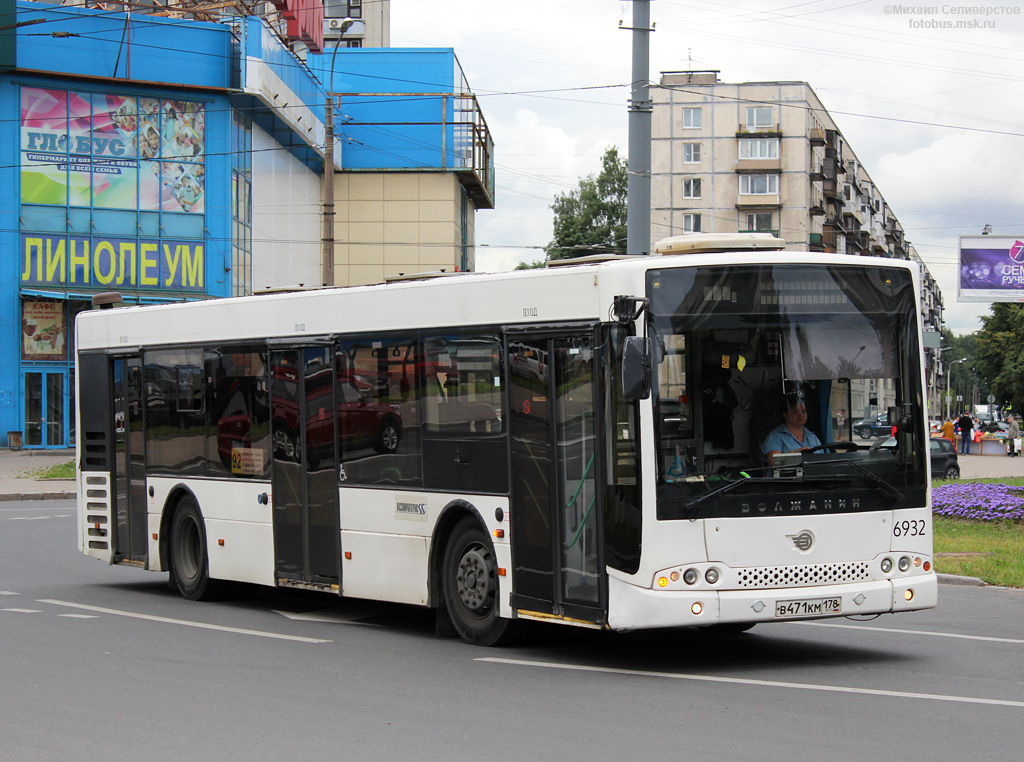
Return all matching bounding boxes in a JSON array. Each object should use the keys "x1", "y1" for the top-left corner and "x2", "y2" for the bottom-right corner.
[
  {"x1": 478, "y1": 657, "x2": 1024, "y2": 709},
  {"x1": 37, "y1": 600, "x2": 332, "y2": 644},
  {"x1": 788, "y1": 620, "x2": 1024, "y2": 645},
  {"x1": 0, "y1": 591, "x2": 19, "y2": 596},
  {"x1": 2, "y1": 608, "x2": 41, "y2": 613},
  {"x1": 273, "y1": 610, "x2": 380, "y2": 626},
  {"x1": 58, "y1": 614, "x2": 99, "y2": 619},
  {"x1": 9, "y1": 516, "x2": 52, "y2": 521}
]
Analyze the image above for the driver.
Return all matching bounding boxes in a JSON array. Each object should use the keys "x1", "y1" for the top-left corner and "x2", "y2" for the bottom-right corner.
[{"x1": 762, "y1": 394, "x2": 822, "y2": 466}]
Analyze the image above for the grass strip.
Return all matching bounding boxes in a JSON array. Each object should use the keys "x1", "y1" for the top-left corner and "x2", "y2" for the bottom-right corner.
[{"x1": 932, "y1": 477, "x2": 1024, "y2": 588}]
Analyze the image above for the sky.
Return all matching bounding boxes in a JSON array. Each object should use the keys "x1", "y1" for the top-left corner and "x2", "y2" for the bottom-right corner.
[{"x1": 390, "y1": 0, "x2": 1024, "y2": 335}]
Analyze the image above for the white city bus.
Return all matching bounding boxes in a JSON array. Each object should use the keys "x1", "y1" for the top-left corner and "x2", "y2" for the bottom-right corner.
[{"x1": 75, "y1": 234, "x2": 936, "y2": 645}]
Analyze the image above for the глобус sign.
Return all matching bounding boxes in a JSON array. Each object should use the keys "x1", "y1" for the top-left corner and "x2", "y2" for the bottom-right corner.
[{"x1": 959, "y1": 236, "x2": 1024, "y2": 302}]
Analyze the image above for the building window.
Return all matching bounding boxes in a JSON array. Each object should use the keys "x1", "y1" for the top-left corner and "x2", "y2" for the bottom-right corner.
[
  {"x1": 738, "y1": 138, "x2": 779, "y2": 159},
  {"x1": 746, "y1": 106, "x2": 773, "y2": 129},
  {"x1": 683, "y1": 213, "x2": 701, "y2": 233},
  {"x1": 347, "y1": 39, "x2": 363, "y2": 48},
  {"x1": 740, "y1": 174, "x2": 778, "y2": 195},
  {"x1": 683, "y1": 178, "x2": 702, "y2": 199},
  {"x1": 746, "y1": 213, "x2": 773, "y2": 232},
  {"x1": 683, "y1": 108, "x2": 701, "y2": 129},
  {"x1": 231, "y1": 110, "x2": 253, "y2": 297},
  {"x1": 843, "y1": 183, "x2": 853, "y2": 201},
  {"x1": 683, "y1": 143, "x2": 701, "y2": 163}
]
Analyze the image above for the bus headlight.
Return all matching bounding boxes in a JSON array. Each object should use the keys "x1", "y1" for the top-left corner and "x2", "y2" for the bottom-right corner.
[
  {"x1": 898, "y1": 556, "x2": 911, "y2": 572},
  {"x1": 683, "y1": 568, "x2": 698, "y2": 585},
  {"x1": 705, "y1": 568, "x2": 720, "y2": 584},
  {"x1": 880, "y1": 557, "x2": 893, "y2": 574}
]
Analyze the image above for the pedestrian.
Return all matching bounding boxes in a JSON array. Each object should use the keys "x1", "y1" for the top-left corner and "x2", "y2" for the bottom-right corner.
[
  {"x1": 957, "y1": 411, "x2": 974, "y2": 455},
  {"x1": 940, "y1": 417, "x2": 955, "y2": 441},
  {"x1": 836, "y1": 409, "x2": 846, "y2": 435},
  {"x1": 1008, "y1": 415, "x2": 1020, "y2": 457}
]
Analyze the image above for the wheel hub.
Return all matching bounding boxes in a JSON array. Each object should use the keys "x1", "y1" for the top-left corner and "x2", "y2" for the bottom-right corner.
[{"x1": 456, "y1": 546, "x2": 493, "y2": 612}]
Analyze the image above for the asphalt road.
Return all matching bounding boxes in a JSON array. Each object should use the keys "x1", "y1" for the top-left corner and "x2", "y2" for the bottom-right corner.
[{"x1": 3, "y1": 499, "x2": 1024, "y2": 762}]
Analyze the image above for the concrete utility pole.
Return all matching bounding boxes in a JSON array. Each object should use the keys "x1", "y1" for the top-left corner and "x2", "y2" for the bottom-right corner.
[{"x1": 626, "y1": 0, "x2": 652, "y2": 256}]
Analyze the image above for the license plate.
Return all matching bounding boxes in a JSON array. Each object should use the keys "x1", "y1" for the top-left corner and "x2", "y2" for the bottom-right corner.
[{"x1": 774, "y1": 597, "x2": 842, "y2": 618}]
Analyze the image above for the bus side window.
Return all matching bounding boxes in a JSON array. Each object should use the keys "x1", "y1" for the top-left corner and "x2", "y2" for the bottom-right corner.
[{"x1": 335, "y1": 337, "x2": 420, "y2": 487}]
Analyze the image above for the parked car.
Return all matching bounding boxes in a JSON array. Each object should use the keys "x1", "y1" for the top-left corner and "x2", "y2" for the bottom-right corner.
[
  {"x1": 878, "y1": 436, "x2": 959, "y2": 479},
  {"x1": 853, "y1": 414, "x2": 895, "y2": 440}
]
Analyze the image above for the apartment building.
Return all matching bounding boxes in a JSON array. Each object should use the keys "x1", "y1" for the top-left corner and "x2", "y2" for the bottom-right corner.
[
  {"x1": 651, "y1": 71, "x2": 944, "y2": 414},
  {"x1": 323, "y1": 0, "x2": 391, "y2": 48}
]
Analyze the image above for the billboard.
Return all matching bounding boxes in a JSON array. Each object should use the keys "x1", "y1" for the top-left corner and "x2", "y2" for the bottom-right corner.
[
  {"x1": 21, "y1": 87, "x2": 206, "y2": 214},
  {"x1": 959, "y1": 236, "x2": 1024, "y2": 302}
]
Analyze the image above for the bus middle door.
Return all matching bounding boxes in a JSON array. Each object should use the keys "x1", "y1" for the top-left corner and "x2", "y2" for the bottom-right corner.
[
  {"x1": 269, "y1": 345, "x2": 340, "y2": 590},
  {"x1": 508, "y1": 332, "x2": 605, "y2": 625}
]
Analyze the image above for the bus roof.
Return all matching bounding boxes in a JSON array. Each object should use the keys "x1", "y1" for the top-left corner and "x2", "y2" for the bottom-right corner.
[{"x1": 75, "y1": 251, "x2": 920, "y2": 351}]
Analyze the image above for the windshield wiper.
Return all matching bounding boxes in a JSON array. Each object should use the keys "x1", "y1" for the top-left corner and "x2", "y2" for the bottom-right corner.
[
  {"x1": 806, "y1": 457, "x2": 906, "y2": 506},
  {"x1": 683, "y1": 473, "x2": 835, "y2": 510}
]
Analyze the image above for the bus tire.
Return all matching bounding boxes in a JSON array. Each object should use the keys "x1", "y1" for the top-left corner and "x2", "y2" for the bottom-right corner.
[
  {"x1": 170, "y1": 497, "x2": 225, "y2": 601},
  {"x1": 442, "y1": 517, "x2": 511, "y2": 646}
]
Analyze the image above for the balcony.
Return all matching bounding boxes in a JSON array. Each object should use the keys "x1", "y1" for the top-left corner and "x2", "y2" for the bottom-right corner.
[
  {"x1": 736, "y1": 123, "x2": 782, "y2": 138},
  {"x1": 809, "y1": 232, "x2": 824, "y2": 251},
  {"x1": 809, "y1": 161, "x2": 824, "y2": 181},
  {"x1": 823, "y1": 177, "x2": 842, "y2": 199},
  {"x1": 809, "y1": 126, "x2": 826, "y2": 146}
]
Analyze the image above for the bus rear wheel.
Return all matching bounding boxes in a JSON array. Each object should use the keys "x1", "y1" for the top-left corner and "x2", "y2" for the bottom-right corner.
[
  {"x1": 442, "y1": 517, "x2": 512, "y2": 646},
  {"x1": 170, "y1": 497, "x2": 225, "y2": 601}
]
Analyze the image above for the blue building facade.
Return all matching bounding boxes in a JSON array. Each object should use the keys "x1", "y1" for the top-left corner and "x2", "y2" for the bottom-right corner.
[
  {"x1": 0, "y1": 4, "x2": 328, "y2": 448},
  {"x1": 1, "y1": 2, "x2": 493, "y2": 448}
]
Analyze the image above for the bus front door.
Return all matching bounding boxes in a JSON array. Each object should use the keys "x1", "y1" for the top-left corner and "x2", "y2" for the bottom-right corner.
[
  {"x1": 508, "y1": 334, "x2": 604, "y2": 624},
  {"x1": 270, "y1": 346, "x2": 341, "y2": 589},
  {"x1": 112, "y1": 355, "x2": 147, "y2": 564}
]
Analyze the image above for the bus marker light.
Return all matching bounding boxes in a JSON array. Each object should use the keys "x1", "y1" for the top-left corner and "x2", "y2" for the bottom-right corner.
[
  {"x1": 493, "y1": 529, "x2": 504, "y2": 538},
  {"x1": 498, "y1": 567, "x2": 506, "y2": 576},
  {"x1": 670, "y1": 571, "x2": 680, "y2": 582},
  {"x1": 691, "y1": 602, "x2": 703, "y2": 615},
  {"x1": 152, "y1": 533, "x2": 157, "y2": 540},
  {"x1": 923, "y1": 561, "x2": 931, "y2": 572},
  {"x1": 904, "y1": 589, "x2": 914, "y2": 601},
  {"x1": 913, "y1": 557, "x2": 922, "y2": 567},
  {"x1": 344, "y1": 552, "x2": 352, "y2": 560},
  {"x1": 657, "y1": 577, "x2": 669, "y2": 588},
  {"x1": 683, "y1": 568, "x2": 698, "y2": 585},
  {"x1": 218, "y1": 539, "x2": 224, "y2": 546}
]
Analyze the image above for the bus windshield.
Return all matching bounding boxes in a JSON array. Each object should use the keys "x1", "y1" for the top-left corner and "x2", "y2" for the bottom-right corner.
[{"x1": 647, "y1": 263, "x2": 927, "y2": 520}]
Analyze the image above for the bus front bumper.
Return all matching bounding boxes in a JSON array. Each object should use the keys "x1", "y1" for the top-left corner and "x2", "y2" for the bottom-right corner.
[{"x1": 607, "y1": 573, "x2": 938, "y2": 632}]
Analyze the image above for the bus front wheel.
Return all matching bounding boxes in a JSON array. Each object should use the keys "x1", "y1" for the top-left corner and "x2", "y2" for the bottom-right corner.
[
  {"x1": 442, "y1": 517, "x2": 512, "y2": 646},
  {"x1": 170, "y1": 497, "x2": 225, "y2": 601}
]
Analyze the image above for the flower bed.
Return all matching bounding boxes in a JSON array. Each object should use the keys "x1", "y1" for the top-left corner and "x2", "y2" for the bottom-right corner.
[{"x1": 932, "y1": 482, "x2": 1024, "y2": 521}]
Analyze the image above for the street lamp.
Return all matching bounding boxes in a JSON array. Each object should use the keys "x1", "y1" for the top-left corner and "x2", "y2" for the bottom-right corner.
[{"x1": 946, "y1": 357, "x2": 968, "y2": 421}]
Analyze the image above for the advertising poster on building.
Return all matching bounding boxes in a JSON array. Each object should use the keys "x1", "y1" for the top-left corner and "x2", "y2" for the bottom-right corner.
[
  {"x1": 21, "y1": 300, "x2": 66, "y2": 362},
  {"x1": 21, "y1": 87, "x2": 205, "y2": 214},
  {"x1": 959, "y1": 236, "x2": 1024, "y2": 302}
]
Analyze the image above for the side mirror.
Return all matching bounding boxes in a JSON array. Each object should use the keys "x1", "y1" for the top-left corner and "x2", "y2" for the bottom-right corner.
[{"x1": 622, "y1": 336, "x2": 651, "y2": 400}]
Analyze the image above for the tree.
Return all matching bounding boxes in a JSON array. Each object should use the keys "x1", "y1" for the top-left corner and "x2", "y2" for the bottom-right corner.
[
  {"x1": 546, "y1": 146, "x2": 627, "y2": 261},
  {"x1": 975, "y1": 303, "x2": 1024, "y2": 413}
]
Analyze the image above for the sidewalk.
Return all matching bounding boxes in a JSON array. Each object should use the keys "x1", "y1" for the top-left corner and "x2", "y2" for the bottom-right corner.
[
  {"x1": 0, "y1": 443, "x2": 1021, "y2": 500},
  {"x1": 0, "y1": 448, "x2": 76, "y2": 501}
]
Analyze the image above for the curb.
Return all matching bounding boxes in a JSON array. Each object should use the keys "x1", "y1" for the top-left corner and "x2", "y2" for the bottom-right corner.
[
  {"x1": 0, "y1": 491, "x2": 76, "y2": 501},
  {"x1": 937, "y1": 573, "x2": 988, "y2": 587}
]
